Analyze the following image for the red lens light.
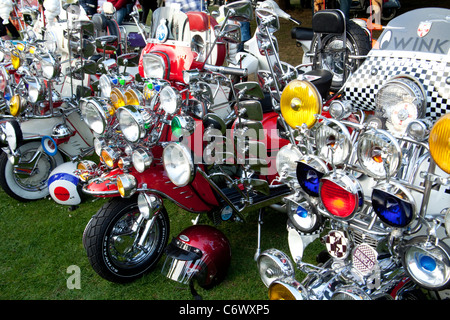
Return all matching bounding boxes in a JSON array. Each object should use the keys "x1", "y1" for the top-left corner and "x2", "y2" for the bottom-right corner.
[{"x1": 320, "y1": 179, "x2": 358, "y2": 218}]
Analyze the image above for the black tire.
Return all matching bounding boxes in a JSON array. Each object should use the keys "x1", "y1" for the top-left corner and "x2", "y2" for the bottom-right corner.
[
  {"x1": 83, "y1": 196, "x2": 170, "y2": 283},
  {"x1": 0, "y1": 141, "x2": 64, "y2": 202},
  {"x1": 311, "y1": 20, "x2": 372, "y2": 91}
]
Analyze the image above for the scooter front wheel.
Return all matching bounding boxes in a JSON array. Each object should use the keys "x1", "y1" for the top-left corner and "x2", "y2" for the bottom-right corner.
[
  {"x1": 83, "y1": 197, "x2": 170, "y2": 283},
  {"x1": 0, "y1": 142, "x2": 64, "y2": 202}
]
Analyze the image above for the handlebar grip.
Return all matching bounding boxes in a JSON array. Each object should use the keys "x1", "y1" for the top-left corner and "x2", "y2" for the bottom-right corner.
[{"x1": 204, "y1": 64, "x2": 248, "y2": 77}]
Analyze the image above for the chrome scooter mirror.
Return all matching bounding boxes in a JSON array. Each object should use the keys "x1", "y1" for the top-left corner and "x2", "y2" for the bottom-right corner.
[
  {"x1": 214, "y1": 23, "x2": 241, "y2": 44},
  {"x1": 255, "y1": 8, "x2": 280, "y2": 33},
  {"x1": 234, "y1": 82, "x2": 265, "y2": 100},
  {"x1": 224, "y1": 0, "x2": 254, "y2": 22}
]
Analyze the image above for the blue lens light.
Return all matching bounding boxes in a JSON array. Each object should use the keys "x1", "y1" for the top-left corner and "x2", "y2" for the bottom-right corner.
[
  {"x1": 296, "y1": 162, "x2": 324, "y2": 197},
  {"x1": 419, "y1": 255, "x2": 437, "y2": 272},
  {"x1": 296, "y1": 205, "x2": 308, "y2": 218},
  {"x1": 372, "y1": 189, "x2": 414, "y2": 228}
]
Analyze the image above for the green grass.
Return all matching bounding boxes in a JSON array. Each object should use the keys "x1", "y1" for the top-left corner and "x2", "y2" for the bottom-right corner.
[{"x1": 0, "y1": 185, "x2": 323, "y2": 300}]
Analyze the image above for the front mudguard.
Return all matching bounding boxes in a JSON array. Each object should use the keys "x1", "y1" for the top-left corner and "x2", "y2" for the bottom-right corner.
[{"x1": 82, "y1": 164, "x2": 219, "y2": 213}]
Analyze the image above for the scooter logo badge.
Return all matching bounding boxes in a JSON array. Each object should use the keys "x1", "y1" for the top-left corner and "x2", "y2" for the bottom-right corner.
[{"x1": 417, "y1": 21, "x2": 432, "y2": 38}]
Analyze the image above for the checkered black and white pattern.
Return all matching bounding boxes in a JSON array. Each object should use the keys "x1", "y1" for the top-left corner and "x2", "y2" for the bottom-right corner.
[
  {"x1": 165, "y1": 0, "x2": 205, "y2": 13},
  {"x1": 325, "y1": 231, "x2": 349, "y2": 259},
  {"x1": 343, "y1": 50, "x2": 450, "y2": 120}
]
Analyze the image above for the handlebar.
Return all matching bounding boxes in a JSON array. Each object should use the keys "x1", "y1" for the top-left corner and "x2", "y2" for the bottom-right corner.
[{"x1": 204, "y1": 64, "x2": 248, "y2": 77}]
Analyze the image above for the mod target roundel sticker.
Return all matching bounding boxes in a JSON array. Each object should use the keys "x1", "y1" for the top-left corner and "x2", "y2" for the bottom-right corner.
[{"x1": 325, "y1": 230, "x2": 349, "y2": 259}]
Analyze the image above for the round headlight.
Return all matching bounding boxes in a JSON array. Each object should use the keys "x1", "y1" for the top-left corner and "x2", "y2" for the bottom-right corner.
[
  {"x1": 376, "y1": 76, "x2": 426, "y2": 135},
  {"x1": 401, "y1": 236, "x2": 450, "y2": 291},
  {"x1": 80, "y1": 97, "x2": 110, "y2": 134},
  {"x1": 117, "y1": 173, "x2": 137, "y2": 198},
  {"x1": 429, "y1": 113, "x2": 450, "y2": 174},
  {"x1": 296, "y1": 156, "x2": 328, "y2": 197},
  {"x1": 275, "y1": 143, "x2": 303, "y2": 176},
  {"x1": 143, "y1": 53, "x2": 167, "y2": 79},
  {"x1": 117, "y1": 105, "x2": 146, "y2": 143},
  {"x1": 9, "y1": 94, "x2": 25, "y2": 116},
  {"x1": 37, "y1": 53, "x2": 60, "y2": 80},
  {"x1": 371, "y1": 181, "x2": 416, "y2": 228},
  {"x1": 0, "y1": 65, "x2": 8, "y2": 93},
  {"x1": 26, "y1": 76, "x2": 45, "y2": 103},
  {"x1": 125, "y1": 88, "x2": 144, "y2": 106},
  {"x1": 101, "y1": 147, "x2": 121, "y2": 169},
  {"x1": 329, "y1": 100, "x2": 352, "y2": 120},
  {"x1": 280, "y1": 80, "x2": 322, "y2": 129},
  {"x1": 257, "y1": 248, "x2": 294, "y2": 288},
  {"x1": 286, "y1": 196, "x2": 321, "y2": 234},
  {"x1": 93, "y1": 137, "x2": 105, "y2": 157},
  {"x1": 160, "y1": 86, "x2": 181, "y2": 115},
  {"x1": 137, "y1": 192, "x2": 162, "y2": 220},
  {"x1": 171, "y1": 115, "x2": 196, "y2": 138},
  {"x1": 357, "y1": 129, "x2": 402, "y2": 179},
  {"x1": 163, "y1": 142, "x2": 194, "y2": 187},
  {"x1": 11, "y1": 49, "x2": 21, "y2": 70},
  {"x1": 99, "y1": 74, "x2": 113, "y2": 98},
  {"x1": 268, "y1": 279, "x2": 306, "y2": 300},
  {"x1": 315, "y1": 119, "x2": 351, "y2": 165},
  {"x1": 132, "y1": 148, "x2": 153, "y2": 173},
  {"x1": 110, "y1": 87, "x2": 126, "y2": 110},
  {"x1": 319, "y1": 170, "x2": 364, "y2": 219}
]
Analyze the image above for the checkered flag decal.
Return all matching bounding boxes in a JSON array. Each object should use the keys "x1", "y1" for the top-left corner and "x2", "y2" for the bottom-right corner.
[
  {"x1": 325, "y1": 231, "x2": 348, "y2": 259},
  {"x1": 343, "y1": 50, "x2": 450, "y2": 120}
]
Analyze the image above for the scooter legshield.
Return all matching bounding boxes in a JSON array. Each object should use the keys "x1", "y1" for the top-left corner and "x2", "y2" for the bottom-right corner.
[{"x1": 83, "y1": 164, "x2": 219, "y2": 213}]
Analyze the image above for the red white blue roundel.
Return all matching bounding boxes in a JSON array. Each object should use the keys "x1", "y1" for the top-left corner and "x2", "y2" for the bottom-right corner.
[
  {"x1": 325, "y1": 230, "x2": 349, "y2": 259},
  {"x1": 48, "y1": 162, "x2": 81, "y2": 205}
]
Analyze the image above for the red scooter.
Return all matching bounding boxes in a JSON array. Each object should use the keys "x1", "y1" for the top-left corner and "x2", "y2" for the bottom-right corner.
[{"x1": 79, "y1": 2, "x2": 294, "y2": 283}]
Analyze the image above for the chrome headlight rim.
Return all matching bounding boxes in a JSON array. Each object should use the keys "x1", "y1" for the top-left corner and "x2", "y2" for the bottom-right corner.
[
  {"x1": 99, "y1": 74, "x2": 113, "y2": 98},
  {"x1": 375, "y1": 75, "x2": 426, "y2": 135},
  {"x1": 25, "y1": 76, "x2": 45, "y2": 103},
  {"x1": 331, "y1": 285, "x2": 372, "y2": 300},
  {"x1": 315, "y1": 118, "x2": 352, "y2": 166},
  {"x1": 137, "y1": 192, "x2": 162, "y2": 220},
  {"x1": 296, "y1": 155, "x2": 329, "y2": 197},
  {"x1": 357, "y1": 128, "x2": 402, "y2": 180},
  {"x1": 142, "y1": 53, "x2": 167, "y2": 79},
  {"x1": 101, "y1": 146, "x2": 121, "y2": 169},
  {"x1": 162, "y1": 142, "x2": 194, "y2": 187},
  {"x1": 37, "y1": 52, "x2": 60, "y2": 80},
  {"x1": 159, "y1": 85, "x2": 181, "y2": 115},
  {"x1": 319, "y1": 170, "x2": 364, "y2": 220},
  {"x1": 285, "y1": 195, "x2": 322, "y2": 234},
  {"x1": 80, "y1": 97, "x2": 110, "y2": 135},
  {"x1": 401, "y1": 236, "x2": 450, "y2": 291},
  {"x1": 371, "y1": 181, "x2": 417, "y2": 228},
  {"x1": 116, "y1": 105, "x2": 146, "y2": 143},
  {"x1": 117, "y1": 173, "x2": 137, "y2": 198},
  {"x1": 268, "y1": 278, "x2": 307, "y2": 300},
  {"x1": 132, "y1": 147, "x2": 153, "y2": 173},
  {"x1": 125, "y1": 88, "x2": 145, "y2": 106},
  {"x1": 257, "y1": 248, "x2": 295, "y2": 288},
  {"x1": 275, "y1": 143, "x2": 303, "y2": 176}
]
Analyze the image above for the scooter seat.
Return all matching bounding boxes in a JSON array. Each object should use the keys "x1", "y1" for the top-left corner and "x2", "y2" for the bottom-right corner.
[
  {"x1": 304, "y1": 69, "x2": 333, "y2": 98},
  {"x1": 291, "y1": 27, "x2": 314, "y2": 41}
]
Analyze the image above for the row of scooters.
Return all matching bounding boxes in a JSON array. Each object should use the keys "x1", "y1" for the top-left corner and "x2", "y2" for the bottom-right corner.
[{"x1": 1, "y1": 0, "x2": 450, "y2": 300}]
